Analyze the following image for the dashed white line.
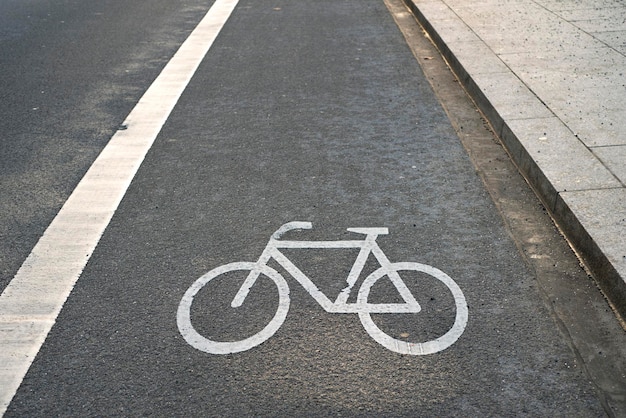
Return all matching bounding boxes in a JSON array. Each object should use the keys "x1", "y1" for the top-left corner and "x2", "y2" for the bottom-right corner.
[{"x1": 0, "y1": 0, "x2": 239, "y2": 413}]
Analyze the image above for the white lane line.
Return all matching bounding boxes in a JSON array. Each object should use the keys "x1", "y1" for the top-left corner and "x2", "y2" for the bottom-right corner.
[{"x1": 0, "y1": 0, "x2": 239, "y2": 413}]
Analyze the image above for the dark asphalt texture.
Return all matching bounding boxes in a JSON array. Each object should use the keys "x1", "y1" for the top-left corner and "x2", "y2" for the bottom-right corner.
[
  {"x1": 0, "y1": 0, "x2": 215, "y2": 292},
  {"x1": 4, "y1": 0, "x2": 608, "y2": 416}
]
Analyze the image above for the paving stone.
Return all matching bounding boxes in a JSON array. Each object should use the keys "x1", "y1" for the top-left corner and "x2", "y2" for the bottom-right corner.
[
  {"x1": 502, "y1": 116, "x2": 621, "y2": 196},
  {"x1": 499, "y1": 46, "x2": 626, "y2": 82},
  {"x1": 409, "y1": 0, "x2": 626, "y2": 318},
  {"x1": 554, "y1": 107, "x2": 626, "y2": 147},
  {"x1": 447, "y1": 40, "x2": 510, "y2": 74},
  {"x1": 591, "y1": 30, "x2": 626, "y2": 54},
  {"x1": 424, "y1": 13, "x2": 478, "y2": 44},
  {"x1": 534, "y1": 0, "x2": 625, "y2": 12},
  {"x1": 555, "y1": 5, "x2": 626, "y2": 22},
  {"x1": 558, "y1": 189, "x2": 626, "y2": 312},
  {"x1": 411, "y1": 0, "x2": 457, "y2": 20},
  {"x1": 592, "y1": 145, "x2": 626, "y2": 184},
  {"x1": 452, "y1": 4, "x2": 598, "y2": 53},
  {"x1": 570, "y1": 14, "x2": 626, "y2": 33},
  {"x1": 470, "y1": 72, "x2": 552, "y2": 121}
]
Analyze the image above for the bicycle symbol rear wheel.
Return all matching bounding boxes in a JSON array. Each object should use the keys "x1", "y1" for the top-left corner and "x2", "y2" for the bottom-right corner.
[
  {"x1": 357, "y1": 262, "x2": 468, "y2": 355},
  {"x1": 177, "y1": 262, "x2": 290, "y2": 354}
]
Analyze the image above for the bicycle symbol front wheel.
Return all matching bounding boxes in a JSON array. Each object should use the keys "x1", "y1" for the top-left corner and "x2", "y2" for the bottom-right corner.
[
  {"x1": 357, "y1": 262, "x2": 468, "y2": 355},
  {"x1": 177, "y1": 262, "x2": 290, "y2": 354}
]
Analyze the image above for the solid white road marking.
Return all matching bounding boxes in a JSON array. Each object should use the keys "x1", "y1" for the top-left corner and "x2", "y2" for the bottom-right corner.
[{"x1": 0, "y1": 0, "x2": 239, "y2": 413}]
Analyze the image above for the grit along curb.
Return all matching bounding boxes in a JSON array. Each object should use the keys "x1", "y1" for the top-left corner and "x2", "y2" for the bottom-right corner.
[{"x1": 402, "y1": 0, "x2": 626, "y2": 321}]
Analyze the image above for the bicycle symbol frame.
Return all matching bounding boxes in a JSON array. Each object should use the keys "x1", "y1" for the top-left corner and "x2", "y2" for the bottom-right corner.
[{"x1": 177, "y1": 222, "x2": 468, "y2": 355}]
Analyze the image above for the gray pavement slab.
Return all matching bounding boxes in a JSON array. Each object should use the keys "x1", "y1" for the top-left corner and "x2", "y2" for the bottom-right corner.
[
  {"x1": 405, "y1": 0, "x2": 626, "y2": 318},
  {"x1": 594, "y1": 146, "x2": 626, "y2": 184}
]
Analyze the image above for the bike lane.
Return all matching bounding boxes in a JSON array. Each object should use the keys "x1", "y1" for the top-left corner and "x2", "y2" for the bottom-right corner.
[{"x1": 6, "y1": 0, "x2": 607, "y2": 415}]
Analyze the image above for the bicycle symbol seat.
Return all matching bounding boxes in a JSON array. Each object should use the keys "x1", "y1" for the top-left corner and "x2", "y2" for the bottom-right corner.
[{"x1": 177, "y1": 221, "x2": 468, "y2": 355}]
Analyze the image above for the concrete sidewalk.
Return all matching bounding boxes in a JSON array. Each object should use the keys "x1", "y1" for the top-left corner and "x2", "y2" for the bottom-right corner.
[{"x1": 403, "y1": 0, "x2": 626, "y2": 319}]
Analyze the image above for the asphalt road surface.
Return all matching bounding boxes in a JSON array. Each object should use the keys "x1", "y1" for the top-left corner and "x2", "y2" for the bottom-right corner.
[{"x1": 2, "y1": 0, "x2": 625, "y2": 416}]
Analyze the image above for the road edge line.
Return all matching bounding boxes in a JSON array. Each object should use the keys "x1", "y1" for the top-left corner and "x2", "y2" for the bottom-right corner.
[{"x1": 0, "y1": 0, "x2": 239, "y2": 414}]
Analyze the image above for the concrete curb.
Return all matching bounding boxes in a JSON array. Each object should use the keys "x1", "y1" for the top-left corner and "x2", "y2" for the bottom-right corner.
[{"x1": 402, "y1": 0, "x2": 626, "y2": 319}]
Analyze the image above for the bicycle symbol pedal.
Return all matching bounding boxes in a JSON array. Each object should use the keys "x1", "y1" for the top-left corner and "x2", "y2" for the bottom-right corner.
[{"x1": 177, "y1": 222, "x2": 468, "y2": 355}]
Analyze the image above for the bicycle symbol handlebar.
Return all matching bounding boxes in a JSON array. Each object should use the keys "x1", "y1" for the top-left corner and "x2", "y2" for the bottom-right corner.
[{"x1": 177, "y1": 222, "x2": 468, "y2": 355}]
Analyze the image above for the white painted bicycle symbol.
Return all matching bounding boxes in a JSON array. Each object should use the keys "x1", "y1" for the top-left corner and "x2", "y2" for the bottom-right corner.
[{"x1": 177, "y1": 222, "x2": 468, "y2": 355}]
